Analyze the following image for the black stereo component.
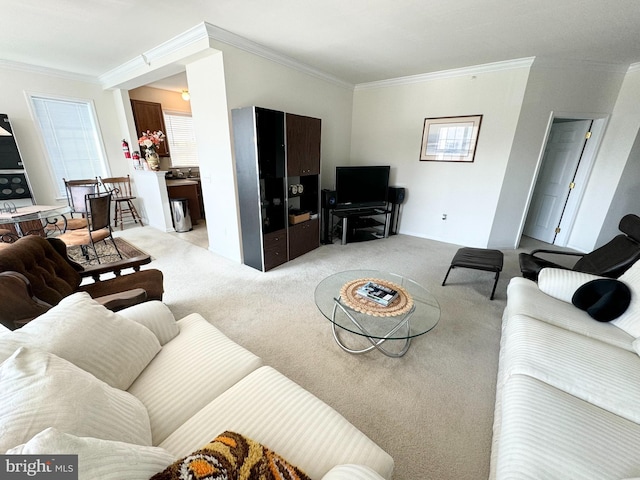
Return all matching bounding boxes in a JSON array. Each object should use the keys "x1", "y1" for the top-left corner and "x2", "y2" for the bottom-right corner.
[
  {"x1": 388, "y1": 186, "x2": 406, "y2": 205},
  {"x1": 321, "y1": 189, "x2": 337, "y2": 208}
]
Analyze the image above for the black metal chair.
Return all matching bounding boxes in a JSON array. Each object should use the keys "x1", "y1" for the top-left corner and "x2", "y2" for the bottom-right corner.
[
  {"x1": 45, "y1": 178, "x2": 99, "y2": 234},
  {"x1": 519, "y1": 214, "x2": 640, "y2": 281},
  {"x1": 57, "y1": 192, "x2": 122, "y2": 263}
]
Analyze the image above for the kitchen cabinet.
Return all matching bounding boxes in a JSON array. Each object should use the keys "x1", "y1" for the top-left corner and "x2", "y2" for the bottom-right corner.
[
  {"x1": 131, "y1": 100, "x2": 169, "y2": 156},
  {"x1": 166, "y1": 179, "x2": 202, "y2": 223}
]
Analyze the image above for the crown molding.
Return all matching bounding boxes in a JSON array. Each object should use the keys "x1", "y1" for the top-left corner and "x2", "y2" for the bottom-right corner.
[
  {"x1": 0, "y1": 59, "x2": 99, "y2": 84},
  {"x1": 100, "y1": 22, "x2": 353, "y2": 90},
  {"x1": 533, "y1": 57, "x2": 630, "y2": 74},
  {"x1": 355, "y1": 57, "x2": 535, "y2": 90},
  {"x1": 203, "y1": 23, "x2": 353, "y2": 89}
]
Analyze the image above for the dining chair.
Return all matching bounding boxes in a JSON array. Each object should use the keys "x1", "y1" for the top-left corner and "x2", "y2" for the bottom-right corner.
[
  {"x1": 45, "y1": 178, "x2": 99, "y2": 234},
  {"x1": 57, "y1": 191, "x2": 122, "y2": 263},
  {"x1": 99, "y1": 175, "x2": 144, "y2": 230}
]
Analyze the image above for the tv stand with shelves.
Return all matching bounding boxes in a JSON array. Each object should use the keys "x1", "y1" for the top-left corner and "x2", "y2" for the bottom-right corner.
[{"x1": 331, "y1": 208, "x2": 391, "y2": 245}]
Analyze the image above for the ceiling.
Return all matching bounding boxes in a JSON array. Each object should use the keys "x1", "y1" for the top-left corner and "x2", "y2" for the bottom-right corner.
[{"x1": 2, "y1": 0, "x2": 640, "y2": 90}]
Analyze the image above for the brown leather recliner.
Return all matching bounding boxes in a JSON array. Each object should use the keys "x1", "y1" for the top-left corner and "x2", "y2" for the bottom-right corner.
[{"x1": 0, "y1": 235, "x2": 164, "y2": 329}]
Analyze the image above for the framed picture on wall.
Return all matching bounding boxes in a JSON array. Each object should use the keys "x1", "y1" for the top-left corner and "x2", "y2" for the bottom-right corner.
[{"x1": 419, "y1": 115, "x2": 482, "y2": 162}]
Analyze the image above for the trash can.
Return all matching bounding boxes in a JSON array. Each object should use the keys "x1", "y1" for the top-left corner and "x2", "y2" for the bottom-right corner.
[{"x1": 170, "y1": 198, "x2": 192, "y2": 232}]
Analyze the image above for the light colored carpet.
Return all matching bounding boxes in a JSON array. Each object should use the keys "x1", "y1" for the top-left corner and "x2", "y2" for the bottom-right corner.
[{"x1": 115, "y1": 226, "x2": 540, "y2": 480}]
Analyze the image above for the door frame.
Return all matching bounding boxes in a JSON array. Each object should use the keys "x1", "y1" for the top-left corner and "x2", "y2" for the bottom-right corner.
[{"x1": 523, "y1": 111, "x2": 609, "y2": 247}]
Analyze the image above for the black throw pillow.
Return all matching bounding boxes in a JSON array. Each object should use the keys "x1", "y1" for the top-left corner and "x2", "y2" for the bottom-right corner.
[{"x1": 571, "y1": 279, "x2": 631, "y2": 322}]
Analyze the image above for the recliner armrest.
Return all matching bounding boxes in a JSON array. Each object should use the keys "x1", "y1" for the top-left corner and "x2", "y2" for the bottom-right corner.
[
  {"x1": 0, "y1": 271, "x2": 52, "y2": 329},
  {"x1": 530, "y1": 248, "x2": 584, "y2": 258}
]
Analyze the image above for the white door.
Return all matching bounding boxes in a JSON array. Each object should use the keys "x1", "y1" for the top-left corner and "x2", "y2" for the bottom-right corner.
[{"x1": 524, "y1": 119, "x2": 591, "y2": 243}]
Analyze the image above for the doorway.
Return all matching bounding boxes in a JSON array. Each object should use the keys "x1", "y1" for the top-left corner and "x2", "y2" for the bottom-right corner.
[{"x1": 523, "y1": 114, "x2": 606, "y2": 247}]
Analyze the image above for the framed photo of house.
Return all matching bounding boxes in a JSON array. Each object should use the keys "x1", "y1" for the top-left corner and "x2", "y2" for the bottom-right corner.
[{"x1": 419, "y1": 115, "x2": 482, "y2": 162}]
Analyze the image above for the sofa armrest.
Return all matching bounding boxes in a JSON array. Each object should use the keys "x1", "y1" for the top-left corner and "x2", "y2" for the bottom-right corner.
[
  {"x1": 117, "y1": 301, "x2": 179, "y2": 345},
  {"x1": 321, "y1": 464, "x2": 387, "y2": 480},
  {"x1": 94, "y1": 288, "x2": 147, "y2": 312},
  {"x1": 0, "y1": 271, "x2": 52, "y2": 329},
  {"x1": 538, "y1": 268, "x2": 605, "y2": 303}
]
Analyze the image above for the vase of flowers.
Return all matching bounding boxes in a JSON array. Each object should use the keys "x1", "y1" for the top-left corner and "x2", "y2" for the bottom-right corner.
[{"x1": 138, "y1": 130, "x2": 166, "y2": 171}]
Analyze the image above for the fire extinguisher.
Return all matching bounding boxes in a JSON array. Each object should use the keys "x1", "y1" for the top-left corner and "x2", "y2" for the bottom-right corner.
[{"x1": 122, "y1": 139, "x2": 131, "y2": 159}]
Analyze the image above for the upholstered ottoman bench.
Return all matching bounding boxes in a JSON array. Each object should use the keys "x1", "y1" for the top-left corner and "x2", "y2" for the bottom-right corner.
[{"x1": 442, "y1": 247, "x2": 504, "y2": 300}]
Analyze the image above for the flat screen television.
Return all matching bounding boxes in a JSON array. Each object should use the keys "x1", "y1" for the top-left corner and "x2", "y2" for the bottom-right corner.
[{"x1": 335, "y1": 165, "x2": 390, "y2": 211}]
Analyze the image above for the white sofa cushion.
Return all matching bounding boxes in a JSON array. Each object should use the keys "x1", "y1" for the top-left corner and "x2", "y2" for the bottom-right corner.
[
  {"x1": 538, "y1": 268, "x2": 603, "y2": 303},
  {"x1": 7, "y1": 428, "x2": 175, "y2": 480},
  {"x1": 612, "y1": 261, "x2": 640, "y2": 337},
  {"x1": 506, "y1": 277, "x2": 635, "y2": 350},
  {"x1": 495, "y1": 375, "x2": 640, "y2": 480},
  {"x1": 0, "y1": 292, "x2": 161, "y2": 390},
  {"x1": 321, "y1": 464, "x2": 387, "y2": 480},
  {"x1": 0, "y1": 347, "x2": 152, "y2": 452},
  {"x1": 501, "y1": 314, "x2": 640, "y2": 424},
  {"x1": 159, "y1": 366, "x2": 394, "y2": 480},
  {"x1": 127, "y1": 313, "x2": 263, "y2": 445},
  {"x1": 117, "y1": 300, "x2": 179, "y2": 345}
]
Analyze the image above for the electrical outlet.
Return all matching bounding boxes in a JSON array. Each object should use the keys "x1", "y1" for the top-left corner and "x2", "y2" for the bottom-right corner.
[{"x1": 442, "y1": 214, "x2": 447, "y2": 220}]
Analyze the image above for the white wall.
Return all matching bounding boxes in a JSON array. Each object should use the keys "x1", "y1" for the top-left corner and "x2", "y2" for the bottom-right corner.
[
  {"x1": 580, "y1": 67, "x2": 640, "y2": 247},
  {"x1": 350, "y1": 64, "x2": 530, "y2": 247},
  {"x1": 215, "y1": 41, "x2": 354, "y2": 189},
  {"x1": 490, "y1": 60, "x2": 626, "y2": 250},
  {"x1": 0, "y1": 65, "x2": 129, "y2": 205}
]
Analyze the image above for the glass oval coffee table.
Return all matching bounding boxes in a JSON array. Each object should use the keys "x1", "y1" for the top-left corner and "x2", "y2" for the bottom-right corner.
[{"x1": 315, "y1": 270, "x2": 440, "y2": 357}]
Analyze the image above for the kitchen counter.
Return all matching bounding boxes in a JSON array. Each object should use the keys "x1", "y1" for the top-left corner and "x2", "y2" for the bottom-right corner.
[
  {"x1": 166, "y1": 178, "x2": 199, "y2": 186},
  {"x1": 166, "y1": 178, "x2": 203, "y2": 223}
]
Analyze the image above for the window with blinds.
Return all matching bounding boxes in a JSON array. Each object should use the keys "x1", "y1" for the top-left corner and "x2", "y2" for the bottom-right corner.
[
  {"x1": 30, "y1": 95, "x2": 109, "y2": 198},
  {"x1": 163, "y1": 111, "x2": 199, "y2": 167}
]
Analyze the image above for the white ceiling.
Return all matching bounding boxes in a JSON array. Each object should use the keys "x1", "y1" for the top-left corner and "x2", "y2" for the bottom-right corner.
[{"x1": 2, "y1": 0, "x2": 640, "y2": 89}]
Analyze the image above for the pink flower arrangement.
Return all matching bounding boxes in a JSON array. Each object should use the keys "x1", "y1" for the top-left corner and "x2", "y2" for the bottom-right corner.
[{"x1": 138, "y1": 130, "x2": 166, "y2": 150}]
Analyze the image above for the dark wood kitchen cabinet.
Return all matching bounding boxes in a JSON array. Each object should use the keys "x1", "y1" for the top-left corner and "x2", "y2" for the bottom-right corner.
[{"x1": 130, "y1": 100, "x2": 169, "y2": 156}]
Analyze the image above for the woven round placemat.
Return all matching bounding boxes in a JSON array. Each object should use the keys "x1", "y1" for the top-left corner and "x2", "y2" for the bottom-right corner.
[{"x1": 340, "y1": 278, "x2": 414, "y2": 317}]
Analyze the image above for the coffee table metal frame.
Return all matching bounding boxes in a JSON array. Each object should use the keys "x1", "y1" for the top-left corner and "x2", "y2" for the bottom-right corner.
[
  {"x1": 331, "y1": 297, "x2": 416, "y2": 357},
  {"x1": 315, "y1": 270, "x2": 440, "y2": 358}
]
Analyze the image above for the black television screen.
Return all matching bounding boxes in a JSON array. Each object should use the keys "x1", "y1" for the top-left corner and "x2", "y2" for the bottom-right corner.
[{"x1": 335, "y1": 165, "x2": 390, "y2": 210}]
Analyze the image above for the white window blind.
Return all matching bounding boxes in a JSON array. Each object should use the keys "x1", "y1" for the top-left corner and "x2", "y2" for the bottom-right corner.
[
  {"x1": 163, "y1": 111, "x2": 199, "y2": 167},
  {"x1": 30, "y1": 95, "x2": 108, "y2": 198}
]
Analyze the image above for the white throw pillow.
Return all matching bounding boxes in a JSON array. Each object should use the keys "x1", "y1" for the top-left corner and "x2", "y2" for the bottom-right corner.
[
  {"x1": 7, "y1": 428, "x2": 175, "y2": 480},
  {"x1": 538, "y1": 268, "x2": 604, "y2": 303},
  {"x1": 612, "y1": 261, "x2": 640, "y2": 336},
  {"x1": 0, "y1": 292, "x2": 160, "y2": 390},
  {"x1": 117, "y1": 301, "x2": 179, "y2": 346},
  {"x1": 0, "y1": 323, "x2": 10, "y2": 336},
  {"x1": 0, "y1": 347, "x2": 152, "y2": 452}
]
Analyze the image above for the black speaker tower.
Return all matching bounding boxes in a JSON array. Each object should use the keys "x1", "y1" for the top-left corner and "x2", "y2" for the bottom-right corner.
[
  {"x1": 387, "y1": 186, "x2": 406, "y2": 235},
  {"x1": 321, "y1": 189, "x2": 337, "y2": 244}
]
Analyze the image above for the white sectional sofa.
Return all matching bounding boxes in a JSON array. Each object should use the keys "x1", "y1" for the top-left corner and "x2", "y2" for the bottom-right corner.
[
  {"x1": 490, "y1": 265, "x2": 640, "y2": 479},
  {"x1": 0, "y1": 293, "x2": 393, "y2": 480}
]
